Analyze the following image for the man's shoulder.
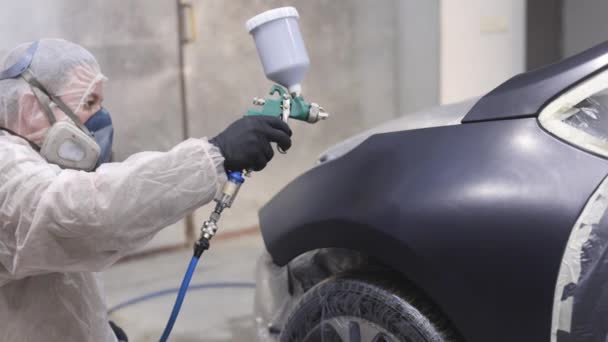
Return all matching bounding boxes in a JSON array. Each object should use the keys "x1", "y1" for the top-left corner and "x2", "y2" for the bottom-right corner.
[
  {"x1": 0, "y1": 131, "x2": 33, "y2": 146},
  {"x1": 0, "y1": 133, "x2": 45, "y2": 164}
]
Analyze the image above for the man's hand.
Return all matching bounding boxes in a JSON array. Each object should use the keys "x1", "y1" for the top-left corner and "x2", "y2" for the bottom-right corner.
[{"x1": 210, "y1": 116, "x2": 292, "y2": 172}]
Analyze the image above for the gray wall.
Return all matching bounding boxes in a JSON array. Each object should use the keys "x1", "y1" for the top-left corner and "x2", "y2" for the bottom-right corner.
[
  {"x1": 563, "y1": 0, "x2": 608, "y2": 56},
  {"x1": 398, "y1": 0, "x2": 440, "y2": 113}
]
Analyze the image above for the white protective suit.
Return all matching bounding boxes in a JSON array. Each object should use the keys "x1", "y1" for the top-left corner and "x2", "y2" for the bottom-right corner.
[{"x1": 0, "y1": 39, "x2": 226, "y2": 341}]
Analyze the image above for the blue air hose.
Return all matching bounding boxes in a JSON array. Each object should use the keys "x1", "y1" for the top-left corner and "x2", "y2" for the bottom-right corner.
[
  {"x1": 158, "y1": 171, "x2": 246, "y2": 341},
  {"x1": 159, "y1": 255, "x2": 200, "y2": 342}
]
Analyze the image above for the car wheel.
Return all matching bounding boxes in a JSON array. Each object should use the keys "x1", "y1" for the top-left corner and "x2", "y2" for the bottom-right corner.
[{"x1": 279, "y1": 276, "x2": 455, "y2": 342}]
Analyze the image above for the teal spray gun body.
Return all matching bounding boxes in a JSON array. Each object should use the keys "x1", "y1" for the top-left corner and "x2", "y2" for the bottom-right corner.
[{"x1": 247, "y1": 84, "x2": 328, "y2": 124}]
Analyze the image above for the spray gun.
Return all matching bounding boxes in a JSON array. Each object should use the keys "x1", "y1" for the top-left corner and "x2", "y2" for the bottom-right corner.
[
  {"x1": 245, "y1": 6, "x2": 328, "y2": 121},
  {"x1": 195, "y1": 6, "x2": 328, "y2": 253},
  {"x1": 160, "y1": 7, "x2": 328, "y2": 341}
]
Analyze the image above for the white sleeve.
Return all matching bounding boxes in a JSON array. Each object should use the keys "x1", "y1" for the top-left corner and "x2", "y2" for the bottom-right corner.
[{"x1": 0, "y1": 135, "x2": 226, "y2": 281}]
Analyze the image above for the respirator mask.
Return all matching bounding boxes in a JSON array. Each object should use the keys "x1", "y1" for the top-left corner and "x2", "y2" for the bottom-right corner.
[{"x1": 0, "y1": 41, "x2": 113, "y2": 171}]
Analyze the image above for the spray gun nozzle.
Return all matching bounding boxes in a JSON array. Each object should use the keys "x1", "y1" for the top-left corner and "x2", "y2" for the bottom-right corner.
[{"x1": 307, "y1": 103, "x2": 329, "y2": 123}]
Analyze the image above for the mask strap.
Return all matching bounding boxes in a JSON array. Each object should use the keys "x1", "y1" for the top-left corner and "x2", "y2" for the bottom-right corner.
[
  {"x1": 22, "y1": 75, "x2": 56, "y2": 125},
  {"x1": 21, "y1": 69, "x2": 93, "y2": 137}
]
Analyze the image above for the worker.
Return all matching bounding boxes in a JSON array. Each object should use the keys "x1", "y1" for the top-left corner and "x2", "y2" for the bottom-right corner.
[{"x1": 0, "y1": 39, "x2": 292, "y2": 341}]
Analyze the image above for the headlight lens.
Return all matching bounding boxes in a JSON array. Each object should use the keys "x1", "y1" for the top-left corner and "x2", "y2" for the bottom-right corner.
[{"x1": 539, "y1": 70, "x2": 608, "y2": 157}]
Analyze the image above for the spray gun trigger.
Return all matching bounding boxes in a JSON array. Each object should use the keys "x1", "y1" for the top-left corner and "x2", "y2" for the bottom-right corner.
[
  {"x1": 281, "y1": 92, "x2": 291, "y2": 122},
  {"x1": 279, "y1": 92, "x2": 290, "y2": 154}
]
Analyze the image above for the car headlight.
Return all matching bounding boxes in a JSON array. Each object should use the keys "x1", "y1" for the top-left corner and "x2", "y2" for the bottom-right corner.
[{"x1": 539, "y1": 70, "x2": 608, "y2": 158}]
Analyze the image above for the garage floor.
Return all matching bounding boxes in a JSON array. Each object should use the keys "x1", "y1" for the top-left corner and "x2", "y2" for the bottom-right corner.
[{"x1": 103, "y1": 233, "x2": 264, "y2": 342}]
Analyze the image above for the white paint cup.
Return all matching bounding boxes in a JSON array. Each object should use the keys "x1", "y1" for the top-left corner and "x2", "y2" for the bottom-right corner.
[{"x1": 246, "y1": 7, "x2": 310, "y2": 95}]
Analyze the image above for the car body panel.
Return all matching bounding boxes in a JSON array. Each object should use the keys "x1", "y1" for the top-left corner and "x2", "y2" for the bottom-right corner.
[
  {"x1": 259, "y1": 118, "x2": 608, "y2": 342},
  {"x1": 463, "y1": 41, "x2": 608, "y2": 123},
  {"x1": 319, "y1": 98, "x2": 478, "y2": 163}
]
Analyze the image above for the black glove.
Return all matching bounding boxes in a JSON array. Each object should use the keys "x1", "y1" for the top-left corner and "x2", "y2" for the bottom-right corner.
[{"x1": 210, "y1": 116, "x2": 292, "y2": 172}]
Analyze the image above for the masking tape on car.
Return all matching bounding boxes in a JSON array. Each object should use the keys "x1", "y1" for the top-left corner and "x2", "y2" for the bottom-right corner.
[{"x1": 551, "y1": 175, "x2": 608, "y2": 342}]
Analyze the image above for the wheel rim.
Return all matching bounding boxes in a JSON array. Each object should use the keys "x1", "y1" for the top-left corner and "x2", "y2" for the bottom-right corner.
[{"x1": 303, "y1": 316, "x2": 400, "y2": 342}]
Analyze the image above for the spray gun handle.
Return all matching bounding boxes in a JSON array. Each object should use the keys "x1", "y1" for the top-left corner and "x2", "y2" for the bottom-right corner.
[{"x1": 246, "y1": 84, "x2": 329, "y2": 154}]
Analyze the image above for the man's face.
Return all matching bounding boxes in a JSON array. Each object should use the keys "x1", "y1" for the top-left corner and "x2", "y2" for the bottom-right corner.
[
  {"x1": 51, "y1": 67, "x2": 105, "y2": 123},
  {"x1": 17, "y1": 67, "x2": 106, "y2": 145}
]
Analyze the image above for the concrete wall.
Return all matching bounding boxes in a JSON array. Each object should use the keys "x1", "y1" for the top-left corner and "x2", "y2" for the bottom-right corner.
[
  {"x1": 440, "y1": 0, "x2": 526, "y2": 103},
  {"x1": 398, "y1": 0, "x2": 441, "y2": 113}
]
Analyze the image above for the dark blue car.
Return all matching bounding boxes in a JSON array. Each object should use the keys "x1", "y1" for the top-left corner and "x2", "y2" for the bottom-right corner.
[{"x1": 254, "y1": 41, "x2": 608, "y2": 342}]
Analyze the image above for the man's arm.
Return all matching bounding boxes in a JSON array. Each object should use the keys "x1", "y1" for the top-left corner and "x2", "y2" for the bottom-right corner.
[{"x1": 0, "y1": 135, "x2": 225, "y2": 282}]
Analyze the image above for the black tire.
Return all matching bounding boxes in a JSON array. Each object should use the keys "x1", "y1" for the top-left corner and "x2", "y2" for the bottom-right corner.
[{"x1": 279, "y1": 276, "x2": 456, "y2": 342}]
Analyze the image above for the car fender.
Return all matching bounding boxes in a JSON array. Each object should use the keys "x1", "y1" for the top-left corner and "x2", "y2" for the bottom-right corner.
[{"x1": 259, "y1": 118, "x2": 608, "y2": 342}]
